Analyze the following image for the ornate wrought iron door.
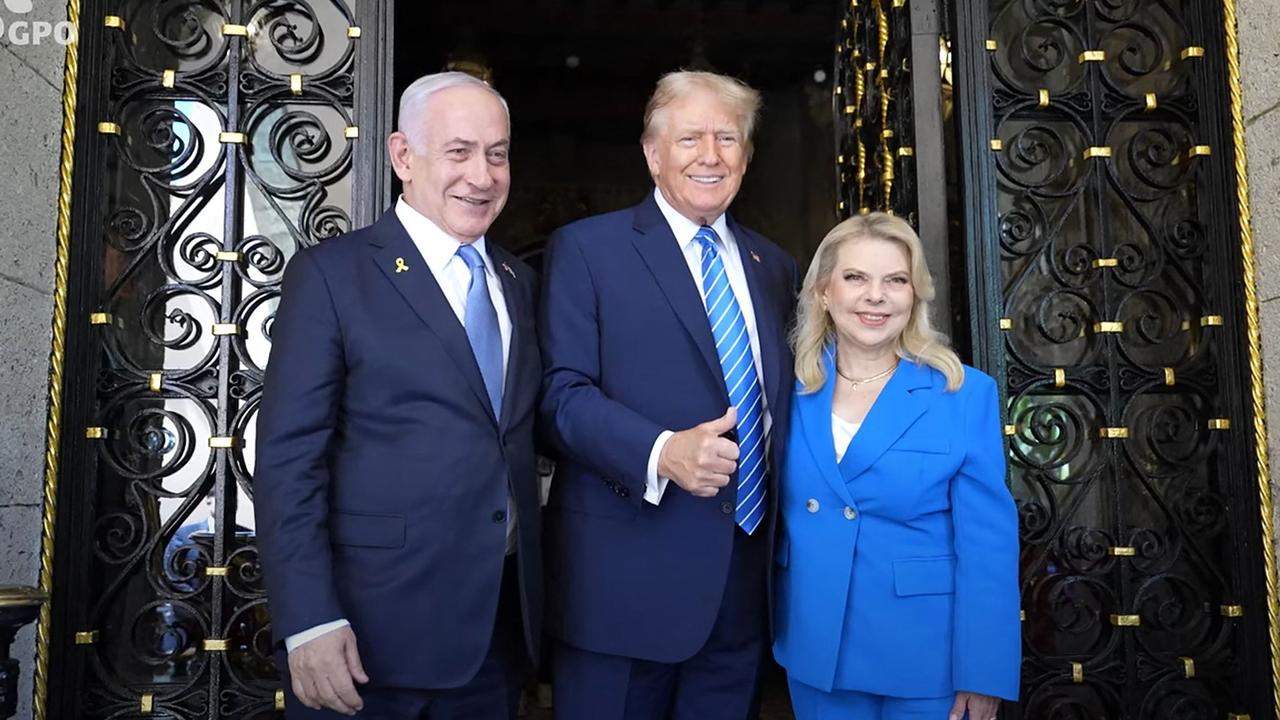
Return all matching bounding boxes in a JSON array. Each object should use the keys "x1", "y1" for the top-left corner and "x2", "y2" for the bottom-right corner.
[
  {"x1": 40, "y1": 1, "x2": 390, "y2": 717},
  {"x1": 949, "y1": 0, "x2": 1275, "y2": 716}
]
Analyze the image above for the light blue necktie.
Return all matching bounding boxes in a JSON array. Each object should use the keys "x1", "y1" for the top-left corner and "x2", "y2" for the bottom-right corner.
[
  {"x1": 457, "y1": 244, "x2": 503, "y2": 416},
  {"x1": 696, "y1": 226, "x2": 766, "y2": 534}
]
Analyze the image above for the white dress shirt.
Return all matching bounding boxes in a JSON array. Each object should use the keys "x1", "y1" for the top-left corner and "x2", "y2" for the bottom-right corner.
[
  {"x1": 285, "y1": 197, "x2": 515, "y2": 653},
  {"x1": 644, "y1": 188, "x2": 773, "y2": 505}
]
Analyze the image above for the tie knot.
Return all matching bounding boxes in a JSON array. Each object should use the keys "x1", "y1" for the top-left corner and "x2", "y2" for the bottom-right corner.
[
  {"x1": 694, "y1": 225, "x2": 720, "y2": 253},
  {"x1": 457, "y1": 243, "x2": 486, "y2": 272}
]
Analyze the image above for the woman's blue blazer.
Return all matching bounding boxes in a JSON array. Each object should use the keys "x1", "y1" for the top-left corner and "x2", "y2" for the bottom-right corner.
[{"x1": 772, "y1": 353, "x2": 1021, "y2": 701}]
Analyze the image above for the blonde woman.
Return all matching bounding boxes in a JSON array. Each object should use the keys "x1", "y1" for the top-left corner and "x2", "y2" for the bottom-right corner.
[{"x1": 771, "y1": 213, "x2": 1020, "y2": 719}]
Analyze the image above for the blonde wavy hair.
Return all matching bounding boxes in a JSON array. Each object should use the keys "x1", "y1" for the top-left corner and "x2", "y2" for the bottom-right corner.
[{"x1": 791, "y1": 212, "x2": 964, "y2": 393}]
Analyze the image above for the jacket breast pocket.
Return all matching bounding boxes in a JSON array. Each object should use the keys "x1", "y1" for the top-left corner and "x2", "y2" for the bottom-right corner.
[
  {"x1": 330, "y1": 511, "x2": 406, "y2": 548},
  {"x1": 893, "y1": 555, "x2": 956, "y2": 596}
]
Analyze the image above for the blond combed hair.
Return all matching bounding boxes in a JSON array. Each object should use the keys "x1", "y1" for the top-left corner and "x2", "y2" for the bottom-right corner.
[
  {"x1": 641, "y1": 71, "x2": 763, "y2": 151},
  {"x1": 791, "y1": 212, "x2": 965, "y2": 393}
]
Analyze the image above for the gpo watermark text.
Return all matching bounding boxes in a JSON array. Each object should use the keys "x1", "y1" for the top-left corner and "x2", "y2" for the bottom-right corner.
[{"x1": 0, "y1": 0, "x2": 76, "y2": 46}]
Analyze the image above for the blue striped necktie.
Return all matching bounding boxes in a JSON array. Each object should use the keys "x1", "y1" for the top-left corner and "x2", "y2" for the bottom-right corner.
[
  {"x1": 695, "y1": 225, "x2": 766, "y2": 534},
  {"x1": 456, "y1": 244, "x2": 504, "y2": 416}
]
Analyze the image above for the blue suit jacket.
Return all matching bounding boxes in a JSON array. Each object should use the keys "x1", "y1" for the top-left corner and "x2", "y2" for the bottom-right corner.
[
  {"x1": 254, "y1": 211, "x2": 543, "y2": 689},
  {"x1": 538, "y1": 193, "x2": 798, "y2": 662},
  {"x1": 772, "y1": 353, "x2": 1020, "y2": 700}
]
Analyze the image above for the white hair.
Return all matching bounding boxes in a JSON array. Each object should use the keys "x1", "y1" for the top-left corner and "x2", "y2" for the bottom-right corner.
[{"x1": 397, "y1": 71, "x2": 510, "y2": 153}]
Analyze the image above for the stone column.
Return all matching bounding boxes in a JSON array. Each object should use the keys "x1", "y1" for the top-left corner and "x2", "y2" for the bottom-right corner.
[{"x1": 0, "y1": 1, "x2": 68, "y2": 718}]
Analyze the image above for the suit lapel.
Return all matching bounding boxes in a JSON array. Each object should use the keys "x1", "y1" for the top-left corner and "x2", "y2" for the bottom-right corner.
[
  {"x1": 630, "y1": 196, "x2": 723, "y2": 387},
  {"x1": 490, "y1": 244, "x2": 524, "y2": 431},
  {"x1": 838, "y1": 357, "x2": 936, "y2": 484},
  {"x1": 368, "y1": 212, "x2": 497, "y2": 424},
  {"x1": 729, "y1": 216, "x2": 784, "y2": 423},
  {"x1": 798, "y1": 349, "x2": 856, "y2": 508}
]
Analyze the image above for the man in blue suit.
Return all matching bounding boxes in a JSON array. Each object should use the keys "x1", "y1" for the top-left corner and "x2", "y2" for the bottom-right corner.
[
  {"x1": 539, "y1": 71, "x2": 798, "y2": 720},
  {"x1": 255, "y1": 72, "x2": 542, "y2": 719}
]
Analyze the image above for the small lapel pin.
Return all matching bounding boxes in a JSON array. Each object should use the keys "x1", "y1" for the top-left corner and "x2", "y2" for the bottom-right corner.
[
  {"x1": 750, "y1": 251, "x2": 761, "y2": 264},
  {"x1": 501, "y1": 262, "x2": 515, "y2": 279},
  {"x1": 394, "y1": 257, "x2": 409, "y2": 273}
]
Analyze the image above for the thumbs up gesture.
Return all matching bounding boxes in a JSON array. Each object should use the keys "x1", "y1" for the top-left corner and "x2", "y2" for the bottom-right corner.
[{"x1": 657, "y1": 407, "x2": 741, "y2": 498}]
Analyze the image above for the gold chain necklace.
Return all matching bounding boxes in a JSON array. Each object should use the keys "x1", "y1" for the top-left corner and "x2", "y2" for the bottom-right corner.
[{"x1": 834, "y1": 364, "x2": 895, "y2": 390}]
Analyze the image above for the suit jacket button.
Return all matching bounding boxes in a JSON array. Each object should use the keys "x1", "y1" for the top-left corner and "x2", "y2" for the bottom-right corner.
[
  {"x1": 721, "y1": 501, "x2": 733, "y2": 515},
  {"x1": 619, "y1": 487, "x2": 631, "y2": 498},
  {"x1": 806, "y1": 499, "x2": 820, "y2": 513},
  {"x1": 492, "y1": 510, "x2": 507, "y2": 523},
  {"x1": 844, "y1": 506, "x2": 857, "y2": 520}
]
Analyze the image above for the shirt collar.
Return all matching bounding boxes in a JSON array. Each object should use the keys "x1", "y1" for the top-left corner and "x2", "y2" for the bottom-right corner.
[
  {"x1": 652, "y1": 187, "x2": 730, "y2": 251},
  {"x1": 395, "y1": 196, "x2": 492, "y2": 277}
]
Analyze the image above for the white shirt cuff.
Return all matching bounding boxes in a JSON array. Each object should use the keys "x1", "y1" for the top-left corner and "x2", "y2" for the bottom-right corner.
[
  {"x1": 285, "y1": 619, "x2": 350, "y2": 653},
  {"x1": 645, "y1": 430, "x2": 675, "y2": 505}
]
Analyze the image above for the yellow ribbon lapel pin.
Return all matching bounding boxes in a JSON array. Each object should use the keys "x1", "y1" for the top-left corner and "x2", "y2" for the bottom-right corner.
[{"x1": 394, "y1": 257, "x2": 409, "y2": 273}]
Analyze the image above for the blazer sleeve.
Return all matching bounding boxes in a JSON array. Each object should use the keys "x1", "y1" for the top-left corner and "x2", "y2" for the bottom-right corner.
[
  {"x1": 950, "y1": 371, "x2": 1022, "y2": 700},
  {"x1": 253, "y1": 249, "x2": 347, "y2": 645},
  {"x1": 538, "y1": 229, "x2": 666, "y2": 498}
]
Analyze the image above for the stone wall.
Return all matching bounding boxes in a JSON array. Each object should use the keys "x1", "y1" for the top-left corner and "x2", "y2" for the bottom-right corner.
[{"x1": 0, "y1": 0, "x2": 66, "y2": 717}]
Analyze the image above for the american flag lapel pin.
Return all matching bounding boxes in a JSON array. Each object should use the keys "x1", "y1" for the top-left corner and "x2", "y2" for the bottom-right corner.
[
  {"x1": 750, "y1": 251, "x2": 762, "y2": 264},
  {"x1": 501, "y1": 262, "x2": 516, "y2": 279}
]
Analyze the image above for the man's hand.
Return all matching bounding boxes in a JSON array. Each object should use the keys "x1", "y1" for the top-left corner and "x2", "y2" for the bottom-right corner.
[
  {"x1": 658, "y1": 407, "x2": 739, "y2": 498},
  {"x1": 950, "y1": 691, "x2": 999, "y2": 720},
  {"x1": 288, "y1": 625, "x2": 369, "y2": 715}
]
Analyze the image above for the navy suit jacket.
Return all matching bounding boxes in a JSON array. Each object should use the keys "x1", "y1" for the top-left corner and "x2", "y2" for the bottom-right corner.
[
  {"x1": 773, "y1": 354, "x2": 1021, "y2": 700},
  {"x1": 254, "y1": 211, "x2": 543, "y2": 689},
  {"x1": 538, "y1": 193, "x2": 797, "y2": 662}
]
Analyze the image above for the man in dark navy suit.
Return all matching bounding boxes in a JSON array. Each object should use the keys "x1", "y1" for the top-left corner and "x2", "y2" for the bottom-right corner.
[
  {"x1": 539, "y1": 71, "x2": 798, "y2": 719},
  {"x1": 255, "y1": 71, "x2": 542, "y2": 719}
]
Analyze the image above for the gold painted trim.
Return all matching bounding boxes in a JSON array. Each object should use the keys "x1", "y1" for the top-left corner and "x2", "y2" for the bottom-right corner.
[
  {"x1": 1209, "y1": 419, "x2": 1232, "y2": 430},
  {"x1": 1164, "y1": 368, "x2": 1176, "y2": 386},
  {"x1": 1083, "y1": 146, "x2": 1113, "y2": 159},
  {"x1": 211, "y1": 322, "x2": 241, "y2": 335},
  {"x1": 290, "y1": 73, "x2": 303, "y2": 95},
  {"x1": 897, "y1": 146, "x2": 914, "y2": 157},
  {"x1": 1181, "y1": 46, "x2": 1206, "y2": 60},
  {"x1": 276, "y1": 689, "x2": 285, "y2": 711},
  {"x1": 1019, "y1": 609, "x2": 1025, "y2": 620},
  {"x1": 999, "y1": 317, "x2": 1012, "y2": 330},
  {"x1": 1038, "y1": 88, "x2": 1049, "y2": 107},
  {"x1": 1092, "y1": 258, "x2": 1119, "y2": 268},
  {"x1": 1202, "y1": 314, "x2": 1225, "y2": 327},
  {"x1": 84, "y1": 427, "x2": 107, "y2": 439},
  {"x1": 1004, "y1": 424, "x2": 1017, "y2": 436},
  {"x1": 1224, "y1": 0, "x2": 1279, "y2": 710},
  {"x1": 208, "y1": 436, "x2": 240, "y2": 449},
  {"x1": 347, "y1": 26, "x2": 361, "y2": 38},
  {"x1": 1110, "y1": 614, "x2": 1141, "y2": 626},
  {"x1": 1053, "y1": 368, "x2": 1065, "y2": 388},
  {"x1": 1222, "y1": 604, "x2": 1245, "y2": 617},
  {"x1": 203, "y1": 639, "x2": 229, "y2": 651},
  {"x1": 985, "y1": 39, "x2": 998, "y2": 51},
  {"x1": 1181, "y1": 656, "x2": 1196, "y2": 678},
  {"x1": 89, "y1": 312, "x2": 111, "y2": 325},
  {"x1": 0, "y1": 586, "x2": 47, "y2": 608},
  {"x1": 1109, "y1": 546, "x2": 1136, "y2": 557},
  {"x1": 989, "y1": 138, "x2": 1003, "y2": 151},
  {"x1": 1079, "y1": 50, "x2": 1106, "y2": 63},
  {"x1": 215, "y1": 250, "x2": 242, "y2": 262},
  {"x1": 1228, "y1": 714, "x2": 1252, "y2": 720},
  {"x1": 148, "y1": 373, "x2": 162, "y2": 392},
  {"x1": 345, "y1": 126, "x2": 360, "y2": 139},
  {"x1": 73, "y1": 630, "x2": 97, "y2": 645},
  {"x1": 1099, "y1": 427, "x2": 1130, "y2": 439},
  {"x1": 221, "y1": 23, "x2": 248, "y2": 37},
  {"x1": 1093, "y1": 321, "x2": 1124, "y2": 333},
  {"x1": 218, "y1": 132, "x2": 246, "y2": 144},
  {"x1": 844, "y1": 104, "x2": 855, "y2": 115},
  {"x1": 1187, "y1": 144, "x2": 1212, "y2": 160},
  {"x1": 1071, "y1": 661, "x2": 1083, "y2": 683},
  {"x1": 205, "y1": 566, "x2": 228, "y2": 577},
  {"x1": 95, "y1": 121, "x2": 119, "y2": 135},
  {"x1": 1145, "y1": 92, "x2": 1157, "y2": 111},
  {"x1": 161, "y1": 69, "x2": 175, "y2": 89},
  {"x1": 140, "y1": 693, "x2": 154, "y2": 713},
  {"x1": 102, "y1": 15, "x2": 123, "y2": 29}
]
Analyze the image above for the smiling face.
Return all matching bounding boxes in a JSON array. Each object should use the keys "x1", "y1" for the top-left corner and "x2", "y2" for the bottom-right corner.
[
  {"x1": 388, "y1": 84, "x2": 510, "y2": 243},
  {"x1": 821, "y1": 237, "x2": 915, "y2": 355},
  {"x1": 642, "y1": 88, "x2": 749, "y2": 224}
]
